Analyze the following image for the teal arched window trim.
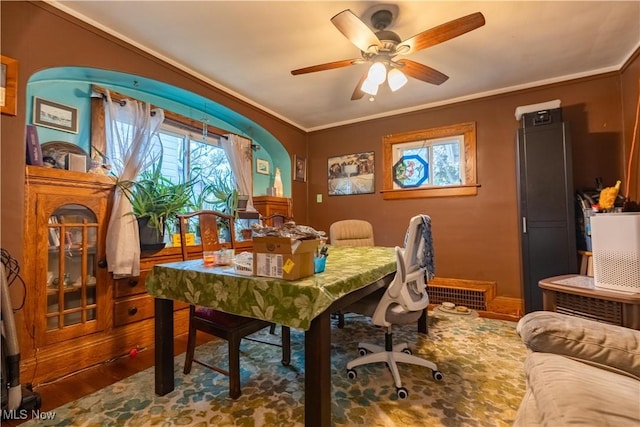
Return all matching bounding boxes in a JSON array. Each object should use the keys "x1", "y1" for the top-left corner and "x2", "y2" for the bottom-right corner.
[{"x1": 26, "y1": 67, "x2": 291, "y2": 197}]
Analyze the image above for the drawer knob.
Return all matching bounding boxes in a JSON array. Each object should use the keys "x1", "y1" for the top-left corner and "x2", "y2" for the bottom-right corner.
[
  {"x1": 128, "y1": 306, "x2": 138, "y2": 316},
  {"x1": 98, "y1": 259, "x2": 108, "y2": 268},
  {"x1": 128, "y1": 279, "x2": 139, "y2": 287}
]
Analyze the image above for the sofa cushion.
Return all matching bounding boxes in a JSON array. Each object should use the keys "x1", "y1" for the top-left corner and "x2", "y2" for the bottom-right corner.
[
  {"x1": 517, "y1": 311, "x2": 640, "y2": 379},
  {"x1": 525, "y1": 352, "x2": 640, "y2": 426},
  {"x1": 513, "y1": 388, "x2": 542, "y2": 427}
]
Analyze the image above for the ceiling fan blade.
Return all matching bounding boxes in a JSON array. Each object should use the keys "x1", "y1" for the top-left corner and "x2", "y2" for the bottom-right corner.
[
  {"x1": 351, "y1": 72, "x2": 368, "y2": 100},
  {"x1": 291, "y1": 59, "x2": 360, "y2": 75},
  {"x1": 396, "y1": 59, "x2": 449, "y2": 85},
  {"x1": 331, "y1": 9, "x2": 382, "y2": 53},
  {"x1": 397, "y1": 12, "x2": 485, "y2": 55}
]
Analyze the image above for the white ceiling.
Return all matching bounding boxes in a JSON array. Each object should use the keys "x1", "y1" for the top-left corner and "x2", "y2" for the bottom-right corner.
[{"x1": 53, "y1": 1, "x2": 640, "y2": 131}]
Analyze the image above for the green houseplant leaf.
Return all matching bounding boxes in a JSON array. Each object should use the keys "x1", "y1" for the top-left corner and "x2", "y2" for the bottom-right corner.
[{"x1": 117, "y1": 161, "x2": 197, "y2": 239}]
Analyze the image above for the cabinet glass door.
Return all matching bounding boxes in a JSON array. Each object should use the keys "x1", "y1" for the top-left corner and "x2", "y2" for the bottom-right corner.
[{"x1": 46, "y1": 204, "x2": 99, "y2": 333}]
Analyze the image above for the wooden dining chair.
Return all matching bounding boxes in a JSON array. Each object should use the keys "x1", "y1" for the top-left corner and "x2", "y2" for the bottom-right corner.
[
  {"x1": 260, "y1": 213, "x2": 292, "y2": 228},
  {"x1": 177, "y1": 210, "x2": 291, "y2": 399}
]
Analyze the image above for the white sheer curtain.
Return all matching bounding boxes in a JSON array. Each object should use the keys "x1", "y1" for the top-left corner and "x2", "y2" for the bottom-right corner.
[
  {"x1": 221, "y1": 134, "x2": 255, "y2": 211},
  {"x1": 104, "y1": 91, "x2": 165, "y2": 277}
]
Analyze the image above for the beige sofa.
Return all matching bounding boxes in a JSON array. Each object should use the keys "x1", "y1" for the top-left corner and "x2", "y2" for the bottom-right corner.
[{"x1": 514, "y1": 311, "x2": 640, "y2": 426}]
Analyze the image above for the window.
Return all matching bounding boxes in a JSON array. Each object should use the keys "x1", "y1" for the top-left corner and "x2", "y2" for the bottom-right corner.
[
  {"x1": 108, "y1": 119, "x2": 236, "y2": 211},
  {"x1": 391, "y1": 137, "x2": 463, "y2": 188},
  {"x1": 382, "y1": 122, "x2": 478, "y2": 199},
  {"x1": 93, "y1": 86, "x2": 237, "y2": 213},
  {"x1": 156, "y1": 124, "x2": 233, "y2": 211}
]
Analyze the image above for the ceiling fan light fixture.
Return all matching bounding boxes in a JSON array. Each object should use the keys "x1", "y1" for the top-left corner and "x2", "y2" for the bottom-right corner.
[
  {"x1": 293, "y1": 9, "x2": 484, "y2": 100},
  {"x1": 367, "y1": 62, "x2": 387, "y2": 85},
  {"x1": 388, "y1": 68, "x2": 408, "y2": 91},
  {"x1": 361, "y1": 77, "x2": 379, "y2": 96}
]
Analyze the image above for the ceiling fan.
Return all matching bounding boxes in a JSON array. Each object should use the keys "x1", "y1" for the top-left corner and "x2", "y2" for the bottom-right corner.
[{"x1": 291, "y1": 7, "x2": 485, "y2": 100}]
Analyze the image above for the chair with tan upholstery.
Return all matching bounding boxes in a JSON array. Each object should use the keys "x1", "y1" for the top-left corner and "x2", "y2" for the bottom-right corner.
[
  {"x1": 329, "y1": 219, "x2": 375, "y2": 327},
  {"x1": 329, "y1": 219, "x2": 375, "y2": 247}
]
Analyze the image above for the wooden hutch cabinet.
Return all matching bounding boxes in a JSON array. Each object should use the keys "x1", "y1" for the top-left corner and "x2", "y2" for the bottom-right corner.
[
  {"x1": 253, "y1": 195, "x2": 291, "y2": 219},
  {"x1": 21, "y1": 167, "x2": 192, "y2": 384},
  {"x1": 24, "y1": 167, "x2": 114, "y2": 349},
  {"x1": 21, "y1": 168, "x2": 294, "y2": 384}
]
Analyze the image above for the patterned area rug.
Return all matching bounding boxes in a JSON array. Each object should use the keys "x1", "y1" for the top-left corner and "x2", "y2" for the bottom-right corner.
[{"x1": 24, "y1": 311, "x2": 526, "y2": 426}]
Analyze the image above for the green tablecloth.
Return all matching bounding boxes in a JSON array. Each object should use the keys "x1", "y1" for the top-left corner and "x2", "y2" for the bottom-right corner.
[{"x1": 145, "y1": 246, "x2": 396, "y2": 330}]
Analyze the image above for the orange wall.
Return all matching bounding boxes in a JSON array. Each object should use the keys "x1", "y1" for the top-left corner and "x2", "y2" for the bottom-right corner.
[{"x1": 307, "y1": 74, "x2": 626, "y2": 298}]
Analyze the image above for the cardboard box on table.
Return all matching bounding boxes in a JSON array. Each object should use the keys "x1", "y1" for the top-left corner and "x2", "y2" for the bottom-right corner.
[{"x1": 253, "y1": 237, "x2": 318, "y2": 280}]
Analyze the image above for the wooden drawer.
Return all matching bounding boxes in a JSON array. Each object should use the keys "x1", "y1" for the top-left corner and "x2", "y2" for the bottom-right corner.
[
  {"x1": 114, "y1": 294, "x2": 154, "y2": 326},
  {"x1": 114, "y1": 270, "x2": 150, "y2": 298}
]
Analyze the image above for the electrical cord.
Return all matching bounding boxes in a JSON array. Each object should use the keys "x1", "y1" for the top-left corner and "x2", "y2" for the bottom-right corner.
[
  {"x1": 1, "y1": 248, "x2": 38, "y2": 385},
  {"x1": 1, "y1": 248, "x2": 27, "y2": 310}
]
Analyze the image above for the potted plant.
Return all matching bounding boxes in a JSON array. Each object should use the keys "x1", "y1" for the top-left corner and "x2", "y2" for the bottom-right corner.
[
  {"x1": 203, "y1": 171, "x2": 244, "y2": 242},
  {"x1": 206, "y1": 173, "x2": 236, "y2": 212},
  {"x1": 117, "y1": 163, "x2": 196, "y2": 249}
]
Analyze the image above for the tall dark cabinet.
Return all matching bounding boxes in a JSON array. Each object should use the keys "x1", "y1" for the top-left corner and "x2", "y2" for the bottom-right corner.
[{"x1": 517, "y1": 108, "x2": 577, "y2": 313}]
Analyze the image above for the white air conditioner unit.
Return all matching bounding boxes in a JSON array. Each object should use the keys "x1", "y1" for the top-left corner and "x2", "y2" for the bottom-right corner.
[{"x1": 591, "y1": 212, "x2": 640, "y2": 292}]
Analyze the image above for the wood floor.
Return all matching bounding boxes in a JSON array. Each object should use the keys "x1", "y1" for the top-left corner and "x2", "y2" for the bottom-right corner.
[{"x1": 3, "y1": 333, "x2": 212, "y2": 427}]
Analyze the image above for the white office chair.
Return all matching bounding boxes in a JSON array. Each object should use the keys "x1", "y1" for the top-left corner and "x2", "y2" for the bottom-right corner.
[{"x1": 346, "y1": 214, "x2": 443, "y2": 399}]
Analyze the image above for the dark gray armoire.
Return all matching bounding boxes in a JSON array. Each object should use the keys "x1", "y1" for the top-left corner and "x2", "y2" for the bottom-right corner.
[{"x1": 517, "y1": 108, "x2": 577, "y2": 313}]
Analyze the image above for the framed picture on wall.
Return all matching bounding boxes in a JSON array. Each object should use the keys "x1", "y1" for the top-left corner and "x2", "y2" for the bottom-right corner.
[
  {"x1": 33, "y1": 97, "x2": 79, "y2": 134},
  {"x1": 1, "y1": 55, "x2": 18, "y2": 116},
  {"x1": 256, "y1": 158, "x2": 270, "y2": 175},
  {"x1": 294, "y1": 155, "x2": 307, "y2": 182},
  {"x1": 328, "y1": 151, "x2": 375, "y2": 196}
]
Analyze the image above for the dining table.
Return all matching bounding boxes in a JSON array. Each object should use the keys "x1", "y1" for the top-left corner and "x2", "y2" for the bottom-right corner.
[{"x1": 145, "y1": 245, "x2": 428, "y2": 427}]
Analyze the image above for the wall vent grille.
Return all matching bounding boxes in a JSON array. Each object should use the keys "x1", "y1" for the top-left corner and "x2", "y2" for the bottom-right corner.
[
  {"x1": 556, "y1": 292, "x2": 622, "y2": 326},
  {"x1": 427, "y1": 278, "x2": 496, "y2": 311},
  {"x1": 427, "y1": 286, "x2": 487, "y2": 310}
]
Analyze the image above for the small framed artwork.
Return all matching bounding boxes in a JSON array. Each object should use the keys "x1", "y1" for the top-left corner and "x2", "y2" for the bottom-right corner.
[
  {"x1": 1, "y1": 55, "x2": 18, "y2": 116},
  {"x1": 33, "y1": 97, "x2": 79, "y2": 134},
  {"x1": 328, "y1": 151, "x2": 375, "y2": 196},
  {"x1": 256, "y1": 158, "x2": 270, "y2": 175},
  {"x1": 294, "y1": 155, "x2": 307, "y2": 182}
]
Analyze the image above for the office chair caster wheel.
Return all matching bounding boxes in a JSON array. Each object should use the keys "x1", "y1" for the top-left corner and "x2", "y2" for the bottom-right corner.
[
  {"x1": 347, "y1": 369, "x2": 357, "y2": 380},
  {"x1": 396, "y1": 387, "x2": 409, "y2": 399},
  {"x1": 358, "y1": 347, "x2": 368, "y2": 356},
  {"x1": 402, "y1": 348, "x2": 412, "y2": 355},
  {"x1": 432, "y1": 370, "x2": 444, "y2": 381}
]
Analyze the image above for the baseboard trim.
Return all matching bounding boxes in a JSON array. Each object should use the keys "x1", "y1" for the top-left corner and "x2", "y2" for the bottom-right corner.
[
  {"x1": 428, "y1": 277, "x2": 523, "y2": 321},
  {"x1": 486, "y1": 296, "x2": 523, "y2": 320}
]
